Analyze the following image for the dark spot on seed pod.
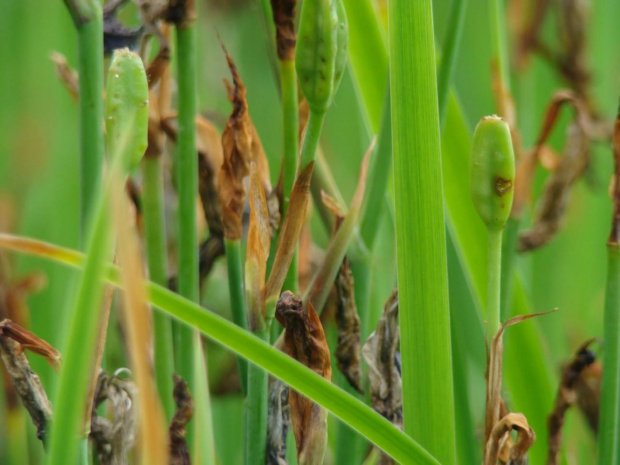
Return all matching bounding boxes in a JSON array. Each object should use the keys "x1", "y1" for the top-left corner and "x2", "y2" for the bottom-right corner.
[{"x1": 495, "y1": 177, "x2": 513, "y2": 196}]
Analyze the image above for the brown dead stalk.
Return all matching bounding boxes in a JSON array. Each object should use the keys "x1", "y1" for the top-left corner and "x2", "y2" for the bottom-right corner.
[{"x1": 169, "y1": 374, "x2": 194, "y2": 465}]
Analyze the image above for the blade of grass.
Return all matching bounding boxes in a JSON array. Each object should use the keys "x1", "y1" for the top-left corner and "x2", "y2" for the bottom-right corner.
[
  {"x1": 143, "y1": 155, "x2": 175, "y2": 420},
  {"x1": 0, "y1": 234, "x2": 440, "y2": 465},
  {"x1": 388, "y1": 2, "x2": 456, "y2": 463},
  {"x1": 437, "y1": 0, "x2": 467, "y2": 131},
  {"x1": 597, "y1": 109, "x2": 620, "y2": 465},
  {"x1": 342, "y1": 0, "x2": 387, "y2": 132}
]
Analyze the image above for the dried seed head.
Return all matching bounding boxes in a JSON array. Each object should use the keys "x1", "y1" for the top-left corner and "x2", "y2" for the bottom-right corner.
[{"x1": 470, "y1": 115, "x2": 515, "y2": 231}]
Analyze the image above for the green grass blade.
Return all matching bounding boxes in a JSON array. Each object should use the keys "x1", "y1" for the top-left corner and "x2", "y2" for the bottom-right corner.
[
  {"x1": 343, "y1": 0, "x2": 387, "y2": 131},
  {"x1": 598, "y1": 245, "x2": 620, "y2": 464},
  {"x1": 0, "y1": 234, "x2": 439, "y2": 465},
  {"x1": 389, "y1": 2, "x2": 456, "y2": 463}
]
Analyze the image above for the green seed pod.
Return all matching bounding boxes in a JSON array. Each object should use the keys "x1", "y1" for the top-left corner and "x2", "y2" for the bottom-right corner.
[
  {"x1": 470, "y1": 115, "x2": 515, "y2": 231},
  {"x1": 295, "y1": 0, "x2": 338, "y2": 114},
  {"x1": 332, "y1": 0, "x2": 348, "y2": 95},
  {"x1": 105, "y1": 48, "x2": 149, "y2": 171}
]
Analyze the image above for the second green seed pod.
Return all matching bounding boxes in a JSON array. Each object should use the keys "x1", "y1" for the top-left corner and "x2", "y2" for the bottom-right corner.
[{"x1": 470, "y1": 115, "x2": 515, "y2": 231}]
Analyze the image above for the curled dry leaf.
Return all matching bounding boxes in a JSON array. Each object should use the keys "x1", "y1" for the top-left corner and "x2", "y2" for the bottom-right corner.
[
  {"x1": 0, "y1": 319, "x2": 60, "y2": 370},
  {"x1": 518, "y1": 92, "x2": 592, "y2": 251},
  {"x1": 169, "y1": 374, "x2": 194, "y2": 465},
  {"x1": 547, "y1": 339, "x2": 597, "y2": 465},
  {"x1": 276, "y1": 291, "x2": 331, "y2": 464},
  {"x1": 267, "y1": 377, "x2": 290, "y2": 465},
  {"x1": 0, "y1": 321, "x2": 54, "y2": 443},
  {"x1": 484, "y1": 413, "x2": 536, "y2": 465},
  {"x1": 484, "y1": 310, "x2": 555, "y2": 465},
  {"x1": 271, "y1": 0, "x2": 297, "y2": 61},
  {"x1": 246, "y1": 164, "x2": 272, "y2": 330},
  {"x1": 362, "y1": 289, "x2": 402, "y2": 429},
  {"x1": 218, "y1": 45, "x2": 275, "y2": 240},
  {"x1": 91, "y1": 369, "x2": 137, "y2": 465}
]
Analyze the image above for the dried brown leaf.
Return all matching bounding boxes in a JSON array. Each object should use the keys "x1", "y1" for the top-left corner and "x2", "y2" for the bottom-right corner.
[
  {"x1": 276, "y1": 291, "x2": 331, "y2": 464},
  {"x1": 169, "y1": 374, "x2": 194, "y2": 465},
  {"x1": 485, "y1": 310, "x2": 556, "y2": 443},
  {"x1": 265, "y1": 162, "x2": 314, "y2": 301},
  {"x1": 218, "y1": 45, "x2": 273, "y2": 239},
  {"x1": 271, "y1": 0, "x2": 297, "y2": 61},
  {"x1": 485, "y1": 413, "x2": 536, "y2": 465},
  {"x1": 0, "y1": 319, "x2": 60, "y2": 370},
  {"x1": 362, "y1": 289, "x2": 401, "y2": 429},
  {"x1": 0, "y1": 323, "x2": 54, "y2": 443},
  {"x1": 547, "y1": 339, "x2": 597, "y2": 465},
  {"x1": 246, "y1": 163, "x2": 272, "y2": 330},
  {"x1": 145, "y1": 24, "x2": 171, "y2": 88}
]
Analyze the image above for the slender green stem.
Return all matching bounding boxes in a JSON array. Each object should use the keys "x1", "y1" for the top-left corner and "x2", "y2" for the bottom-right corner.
[
  {"x1": 388, "y1": 1, "x2": 456, "y2": 463},
  {"x1": 174, "y1": 23, "x2": 199, "y2": 382},
  {"x1": 76, "y1": 14, "x2": 104, "y2": 240},
  {"x1": 486, "y1": 229, "x2": 503, "y2": 343},
  {"x1": 224, "y1": 238, "x2": 248, "y2": 394},
  {"x1": 437, "y1": 0, "x2": 467, "y2": 131},
  {"x1": 245, "y1": 329, "x2": 269, "y2": 465},
  {"x1": 598, "y1": 244, "x2": 620, "y2": 464},
  {"x1": 500, "y1": 217, "x2": 519, "y2": 321},
  {"x1": 300, "y1": 111, "x2": 326, "y2": 170},
  {"x1": 142, "y1": 156, "x2": 175, "y2": 420},
  {"x1": 280, "y1": 59, "x2": 299, "y2": 295}
]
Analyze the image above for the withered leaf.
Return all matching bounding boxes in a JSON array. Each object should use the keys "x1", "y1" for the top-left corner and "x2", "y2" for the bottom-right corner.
[
  {"x1": 485, "y1": 310, "x2": 556, "y2": 444},
  {"x1": 0, "y1": 319, "x2": 60, "y2": 370},
  {"x1": 518, "y1": 91, "x2": 595, "y2": 251},
  {"x1": 267, "y1": 377, "x2": 290, "y2": 465},
  {"x1": 362, "y1": 289, "x2": 401, "y2": 429},
  {"x1": 218, "y1": 45, "x2": 273, "y2": 240},
  {"x1": 271, "y1": 0, "x2": 297, "y2": 61},
  {"x1": 0, "y1": 324, "x2": 54, "y2": 443},
  {"x1": 485, "y1": 413, "x2": 535, "y2": 465},
  {"x1": 246, "y1": 163, "x2": 272, "y2": 331},
  {"x1": 276, "y1": 291, "x2": 331, "y2": 464},
  {"x1": 575, "y1": 358, "x2": 601, "y2": 434},
  {"x1": 91, "y1": 370, "x2": 137, "y2": 465},
  {"x1": 169, "y1": 374, "x2": 194, "y2": 465},
  {"x1": 265, "y1": 163, "x2": 314, "y2": 301},
  {"x1": 547, "y1": 339, "x2": 597, "y2": 465}
]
